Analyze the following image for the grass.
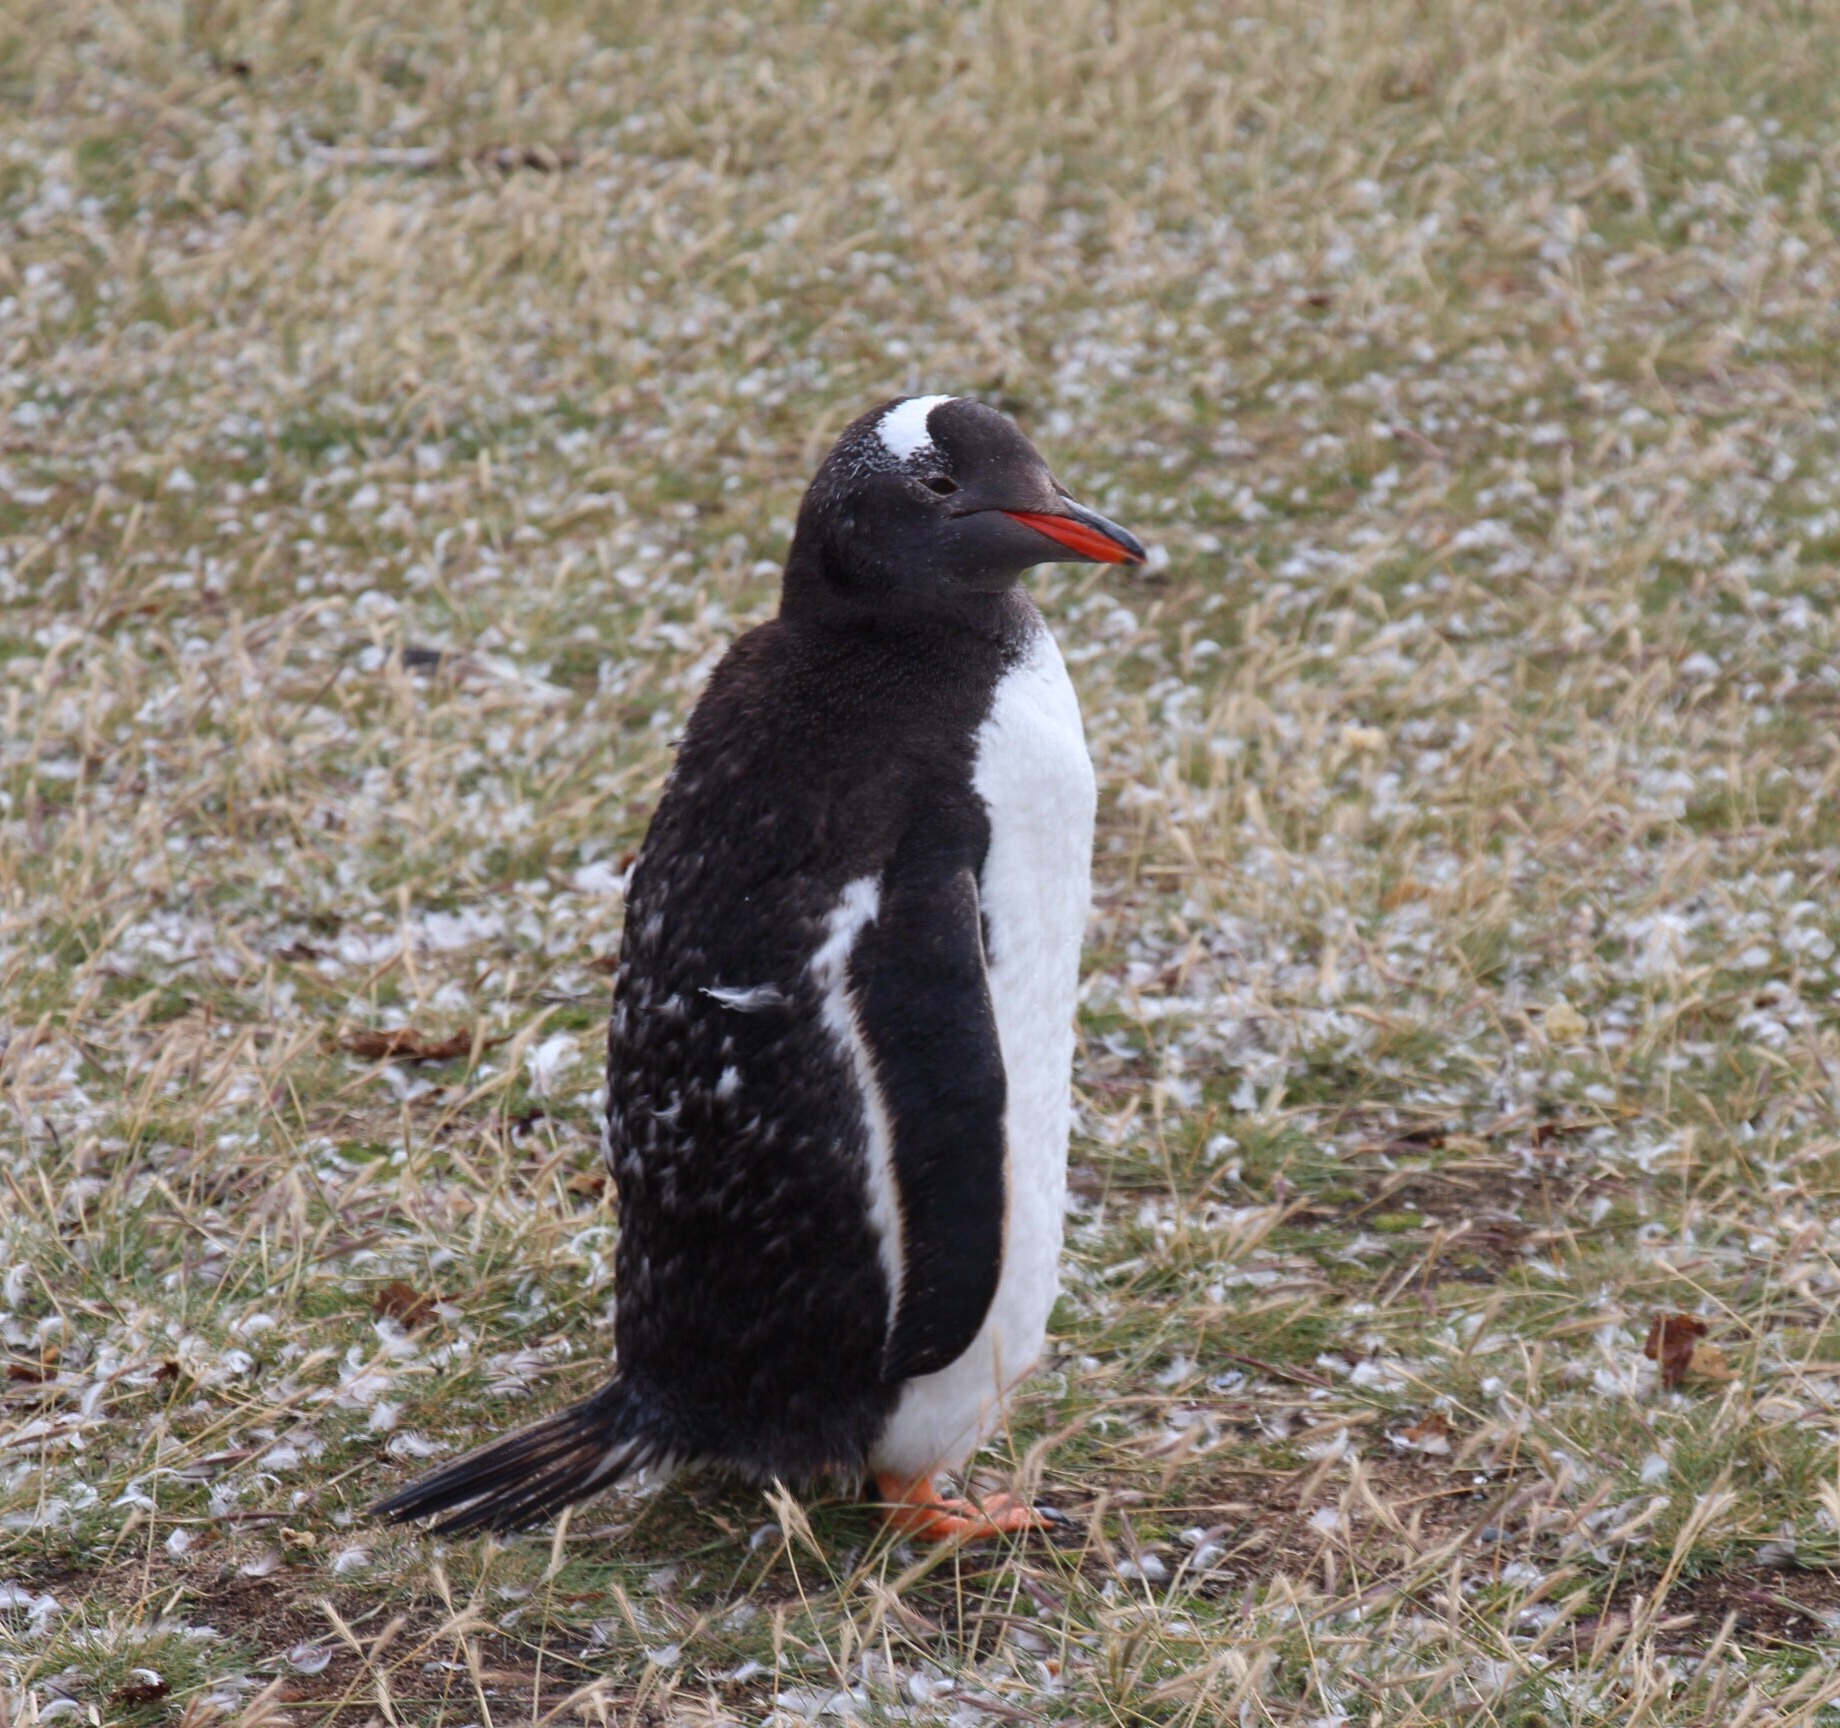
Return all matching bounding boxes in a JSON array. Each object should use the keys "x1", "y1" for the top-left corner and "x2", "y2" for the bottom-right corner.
[{"x1": 5, "y1": 0, "x2": 1840, "y2": 1721}]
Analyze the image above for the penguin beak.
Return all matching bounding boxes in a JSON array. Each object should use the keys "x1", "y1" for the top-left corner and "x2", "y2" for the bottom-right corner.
[{"x1": 999, "y1": 499, "x2": 1147, "y2": 566}]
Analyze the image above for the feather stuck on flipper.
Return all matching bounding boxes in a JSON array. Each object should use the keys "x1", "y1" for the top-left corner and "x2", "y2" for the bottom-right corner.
[{"x1": 371, "y1": 1380, "x2": 660, "y2": 1534}]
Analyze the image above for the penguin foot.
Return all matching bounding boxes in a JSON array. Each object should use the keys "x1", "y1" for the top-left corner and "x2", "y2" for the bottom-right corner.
[{"x1": 874, "y1": 1473, "x2": 1061, "y2": 1542}]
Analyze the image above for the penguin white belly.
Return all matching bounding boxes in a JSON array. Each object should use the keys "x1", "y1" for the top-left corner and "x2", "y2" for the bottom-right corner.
[{"x1": 871, "y1": 621, "x2": 1094, "y2": 1481}]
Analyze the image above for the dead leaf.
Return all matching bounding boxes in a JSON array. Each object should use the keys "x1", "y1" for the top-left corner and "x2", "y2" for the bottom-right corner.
[
  {"x1": 5, "y1": 1344, "x2": 58, "y2": 1383},
  {"x1": 474, "y1": 141, "x2": 580, "y2": 173},
  {"x1": 1399, "y1": 1411, "x2": 1452, "y2": 1453},
  {"x1": 373, "y1": 1280, "x2": 438, "y2": 1328},
  {"x1": 338, "y1": 1027, "x2": 477, "y2": 1063},
  {"x1": 1643, "y1": 1313, "x2": 1708, "y2": 1388},
  {"x1": 1687, "y1": 1340, "x2": 1736, "y2": 1382}
]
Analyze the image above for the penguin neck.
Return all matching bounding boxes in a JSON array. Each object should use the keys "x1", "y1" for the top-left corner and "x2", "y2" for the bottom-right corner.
[{"x1": 779, "y1": 537, "x2": 1028, "y2": 646}]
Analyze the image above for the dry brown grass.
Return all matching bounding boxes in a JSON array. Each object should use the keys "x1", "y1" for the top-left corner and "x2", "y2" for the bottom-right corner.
[{"x1": 6, "y1": 0, "x2": 1840, "y2": 1722}]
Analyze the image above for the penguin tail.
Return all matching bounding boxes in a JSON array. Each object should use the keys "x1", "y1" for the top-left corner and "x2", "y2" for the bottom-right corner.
[{"x1": 371, "y1": 1378, "x2": 658, "y2": 1535}]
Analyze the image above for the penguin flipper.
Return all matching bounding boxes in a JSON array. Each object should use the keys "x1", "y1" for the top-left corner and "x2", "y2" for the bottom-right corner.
[
  {"x1": 370, "y1": 1378, "x2": 656, "y2": 1534},
  {"x1": 849, "y1": 844, "x2": 1008, "y2": 1384}
]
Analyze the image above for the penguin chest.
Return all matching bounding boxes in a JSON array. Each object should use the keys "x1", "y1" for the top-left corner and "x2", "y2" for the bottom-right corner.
[{"x1": 872, "y1": 624, "x2": 1094, "y2": 1480}]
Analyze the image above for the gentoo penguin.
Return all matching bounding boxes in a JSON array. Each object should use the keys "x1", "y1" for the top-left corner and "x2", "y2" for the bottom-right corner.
[{"x1": 374, "y1": 395, "x2": 1144, "y2": 1541}]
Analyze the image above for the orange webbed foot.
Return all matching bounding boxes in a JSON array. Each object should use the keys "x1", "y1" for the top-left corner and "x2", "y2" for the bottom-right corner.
[{"x1": 874, "y1": 1473, "x2": 1066, "y2": 1543}]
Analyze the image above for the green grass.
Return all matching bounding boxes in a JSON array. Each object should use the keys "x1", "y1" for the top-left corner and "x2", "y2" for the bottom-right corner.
[{"x1": 6, "y1": 0, "x2": 1840, "y2": 1722}]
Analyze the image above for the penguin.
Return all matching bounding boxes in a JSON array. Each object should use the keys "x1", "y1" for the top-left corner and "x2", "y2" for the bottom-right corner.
[{"x1": 373, "y1": 395, "x2": 1145, "y2": 1541}]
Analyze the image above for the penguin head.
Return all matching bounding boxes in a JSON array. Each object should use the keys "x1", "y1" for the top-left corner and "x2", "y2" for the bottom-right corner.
[{"x1": 783, "y1": 395, "x2": 1146, "y2": 613}]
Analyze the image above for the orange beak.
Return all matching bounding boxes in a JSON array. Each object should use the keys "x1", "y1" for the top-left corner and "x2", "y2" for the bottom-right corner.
[{"x1": 1000, "y1": 505, "x2": 1146, "y2": 566}]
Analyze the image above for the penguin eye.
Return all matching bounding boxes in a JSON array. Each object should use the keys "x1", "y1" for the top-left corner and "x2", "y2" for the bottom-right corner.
[{"x1": 922, "y1": 475, "x2": 959, "y2": 496}]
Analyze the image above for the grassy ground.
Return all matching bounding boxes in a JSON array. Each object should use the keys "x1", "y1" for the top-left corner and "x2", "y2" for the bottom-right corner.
[{"x1": 6, "y1": 0, "x2": 1840, "y2": 1721}]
